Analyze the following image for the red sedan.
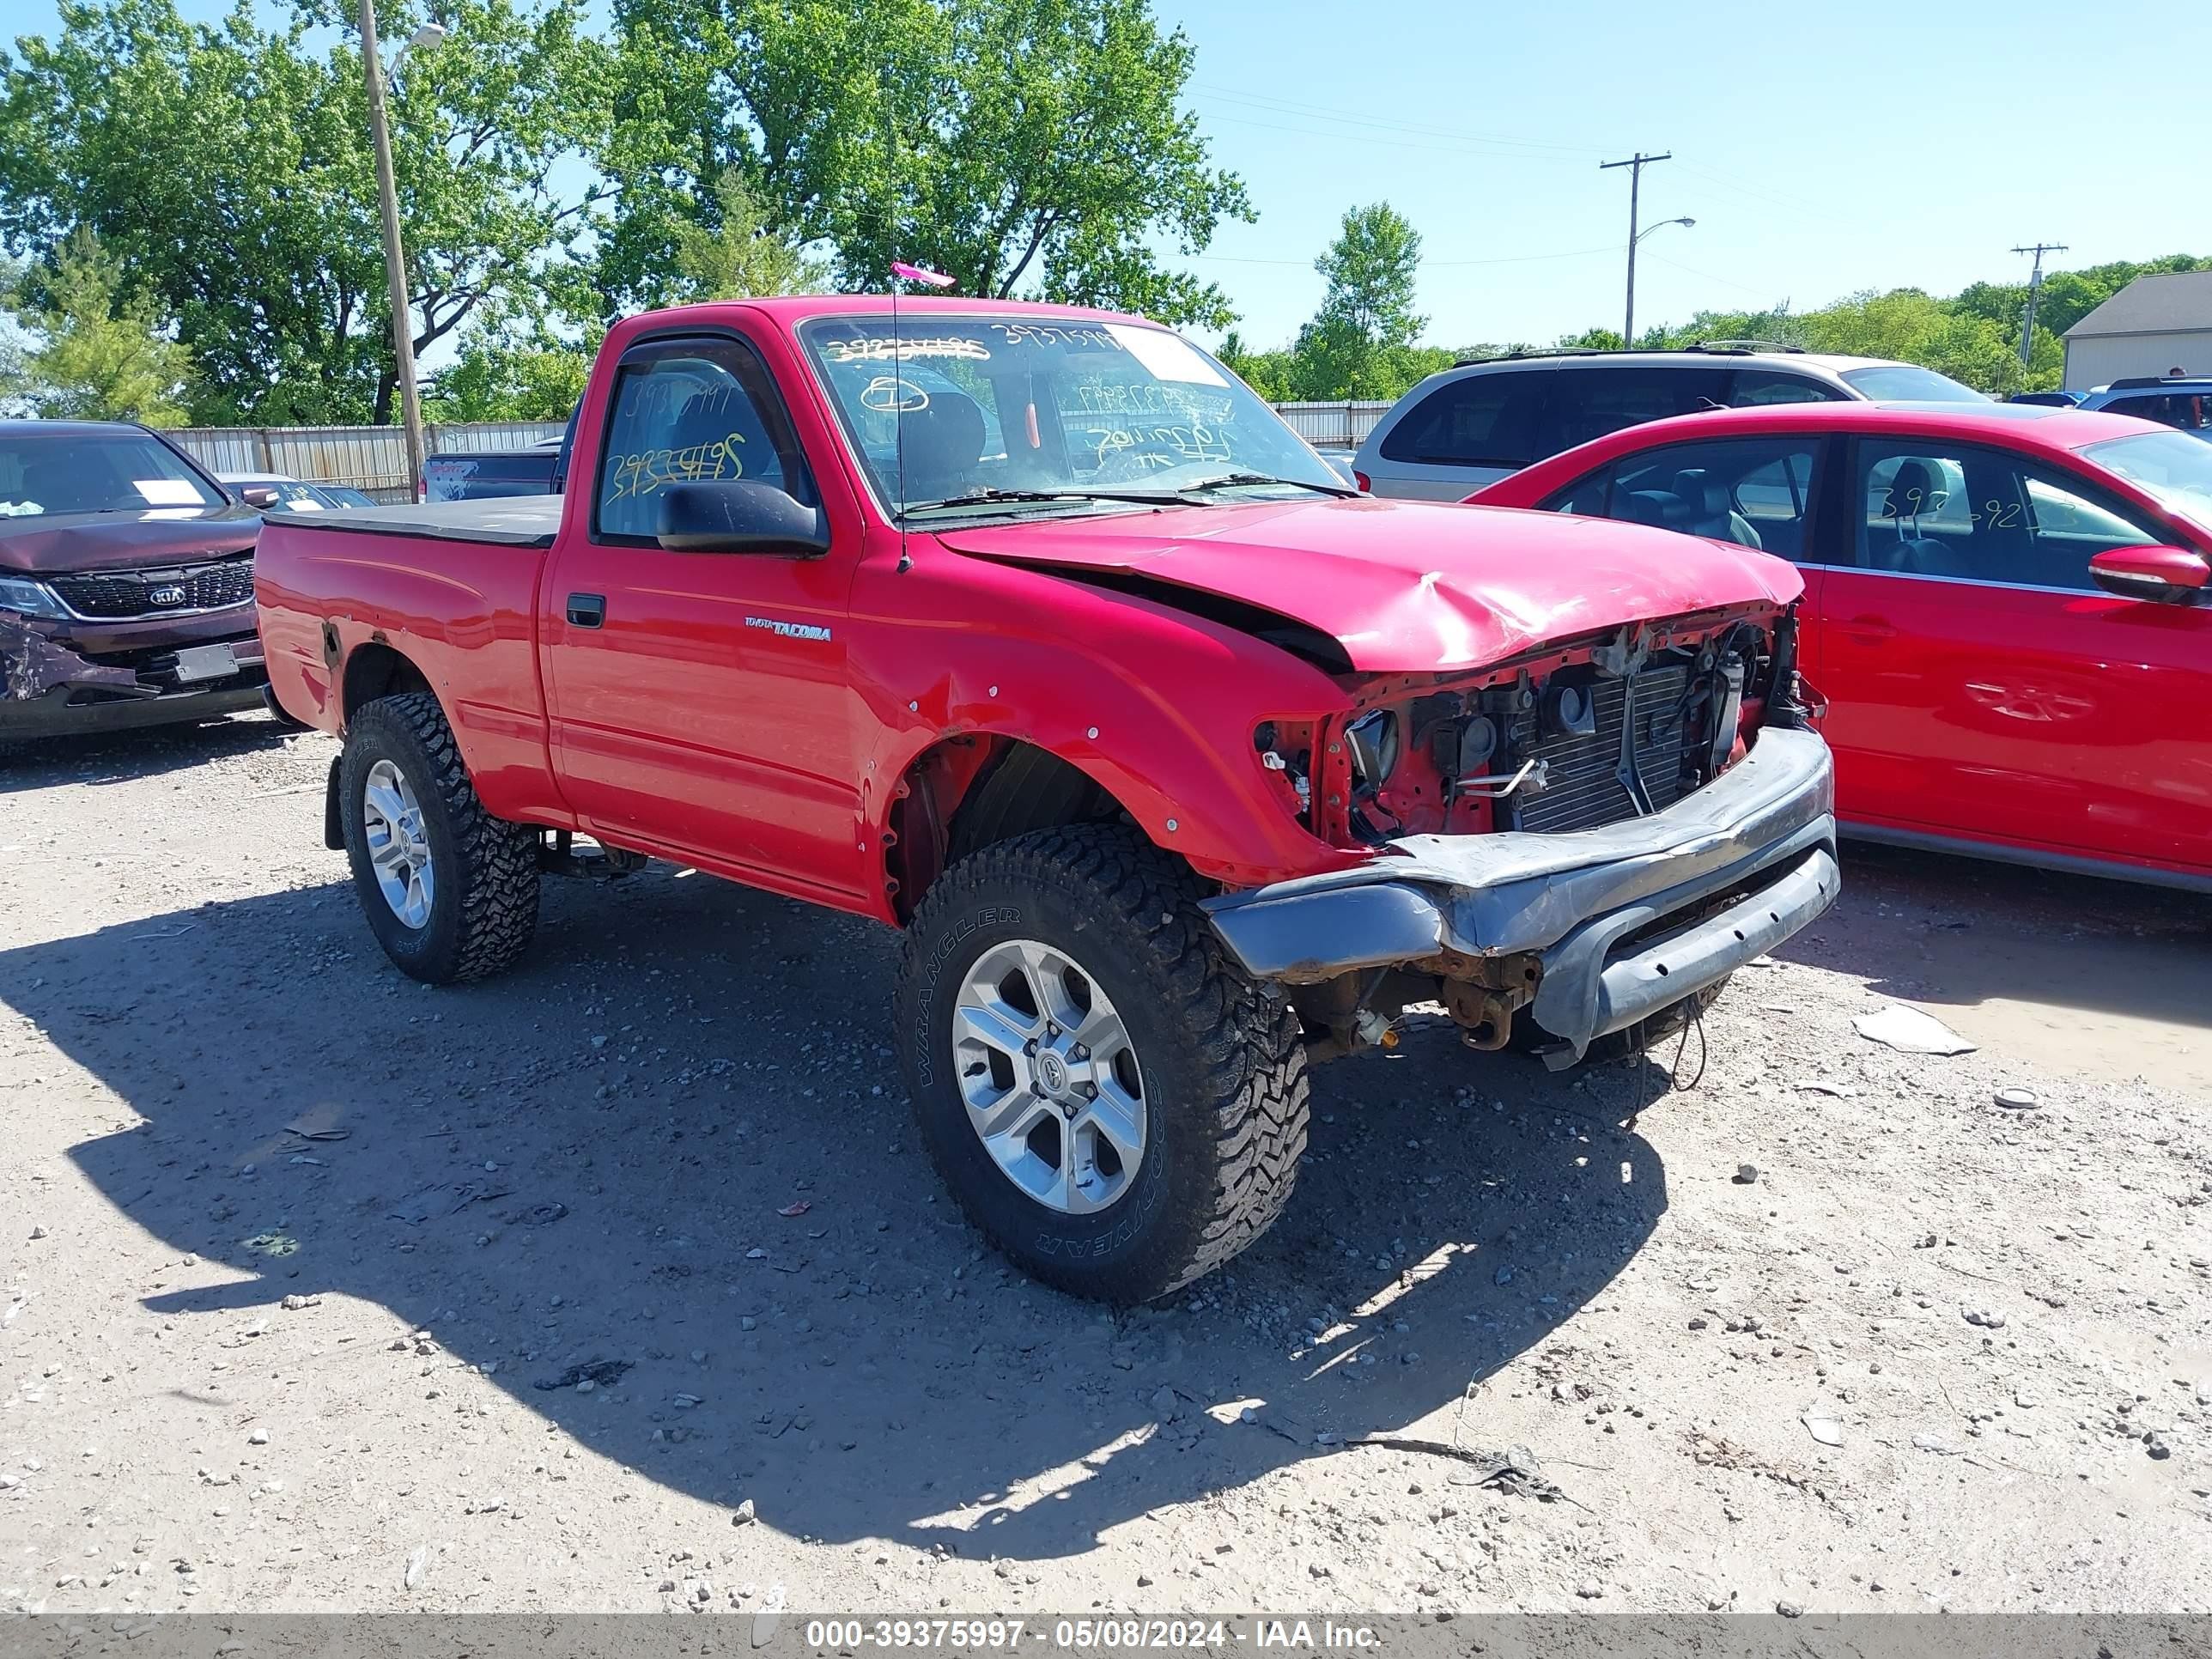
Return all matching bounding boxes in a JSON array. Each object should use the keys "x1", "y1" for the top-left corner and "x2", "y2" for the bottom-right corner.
[{"x1": 1468, "y1": 401, "x2": 2212, "y2": 891}]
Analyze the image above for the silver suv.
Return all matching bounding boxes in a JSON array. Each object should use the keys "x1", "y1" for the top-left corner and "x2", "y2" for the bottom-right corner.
[{"x1": 1351, "y1": 343, "x2": 1985, "y2": 500}]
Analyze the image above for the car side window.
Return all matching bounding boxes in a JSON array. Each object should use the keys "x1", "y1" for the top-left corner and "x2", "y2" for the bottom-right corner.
[
  {"x1": 593, "y1": 336, "x2": 807, "y2": 544},
  {"x1": 1727, "y1": 369, "x2": 1848, "y2": 407},
  {"x1": 1534, "y1": 367, "x2": 1731, "y2": 457},
  {"x1": 2106, "y1": 392, "x2": 2212, "y2": 433},
  {"x1": 1850, "y1": 441, "x2": 2160, "y2": 591},
  {"x1": 1540, "y1": 436, "x2": 1820, "y2": 558},
  {"x1": 1376, "y1": 374, "x2": 1540, "y2": 469}
]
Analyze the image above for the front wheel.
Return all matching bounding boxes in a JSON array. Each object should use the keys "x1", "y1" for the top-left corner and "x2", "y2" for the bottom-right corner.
[
  {"x1": 339, "y1": 691, "x2": 539, "y2": 983},
  {"x1": 896, "y1": 824, "x2": 1310, "y2": 1304}
]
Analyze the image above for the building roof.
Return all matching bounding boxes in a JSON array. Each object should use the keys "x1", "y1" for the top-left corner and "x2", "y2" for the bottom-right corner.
[{"x1": 2063, "y1": 270, "x2": 2212, "y2": 339}]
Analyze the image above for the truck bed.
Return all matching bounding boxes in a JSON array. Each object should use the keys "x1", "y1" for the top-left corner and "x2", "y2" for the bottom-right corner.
[{"x1": 276, "y1": 496, "x2": 561, "y2": 549}]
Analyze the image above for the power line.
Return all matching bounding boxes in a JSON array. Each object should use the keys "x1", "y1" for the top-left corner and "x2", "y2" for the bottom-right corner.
[
  {"x1": 1643, "y1": 251, "x2": 1783, "y2": 301},
  {"x1": 1190, "y1": 82, "x2": 1614, "y2": 158},
  {"x1": 1188, "y1": 243, "x2": 1620, "y2": 270},
  {"x1": 1194, "y1": 107, "x2": 1587, "y2": 167}
]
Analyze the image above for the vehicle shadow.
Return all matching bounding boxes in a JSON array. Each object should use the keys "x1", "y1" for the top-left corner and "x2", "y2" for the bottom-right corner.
[
  {"x1": 1785, "y1": 840, "x2": 2212, "y2": 1036},
  {"x1": 0, "y1": 711, "x2": 292, "y2": 795},
  {"x1": 8, "y1": 868, "x2": 1669, "y2": 1565}
]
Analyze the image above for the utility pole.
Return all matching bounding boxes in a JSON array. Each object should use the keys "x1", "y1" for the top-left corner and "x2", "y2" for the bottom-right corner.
[
  {"x1": 359, "y1": 0, "x2": 428, "y2": 497},
  {"x1": 2012, "y1": 241, "x2": 2068, "y2": 370},
  {"x1": 1601, "y1": 151, "x2": 1670, "y2": 347}
]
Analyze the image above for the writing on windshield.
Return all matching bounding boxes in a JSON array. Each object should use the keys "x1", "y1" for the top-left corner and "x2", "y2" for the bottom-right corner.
[{"x1": 797, "y1": 314, "x2": 1335, "y2": 513}]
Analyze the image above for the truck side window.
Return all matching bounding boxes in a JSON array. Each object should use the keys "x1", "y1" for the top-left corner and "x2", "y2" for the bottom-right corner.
[{"x1": 593, "y1": 337, "x2": 807, "y2": 544}]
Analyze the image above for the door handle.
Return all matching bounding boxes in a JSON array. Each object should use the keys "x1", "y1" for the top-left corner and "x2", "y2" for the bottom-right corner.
[
  {"x1": 566, "y1": 592, "x2": 605, "y2": 629},
  {"x1": 1838, "y1": 615, "x2": 1896, "y2": 642}
]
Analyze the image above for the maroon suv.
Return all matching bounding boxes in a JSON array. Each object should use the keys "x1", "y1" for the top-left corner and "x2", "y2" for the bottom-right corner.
[{"x1": 1, "y1": 421, "x2": 269, "y2": 741}]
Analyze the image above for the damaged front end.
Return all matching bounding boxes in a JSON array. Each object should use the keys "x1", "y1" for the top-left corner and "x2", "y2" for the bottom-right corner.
[
  {"x1": 1209, "y1": 605, "x2": 1837, "y2": 1066},
  {"x1": 1, "y1": 600, "x2": 268, "y2": 741}
]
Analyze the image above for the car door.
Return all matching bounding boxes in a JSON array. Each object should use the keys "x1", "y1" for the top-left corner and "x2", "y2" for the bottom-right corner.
[
  {"x1": 1811, "y1": 433, "x2": 2208, "y2": 872},
  {"x1": 540, "y1": 329, "x2": 870, "y2": 902}
]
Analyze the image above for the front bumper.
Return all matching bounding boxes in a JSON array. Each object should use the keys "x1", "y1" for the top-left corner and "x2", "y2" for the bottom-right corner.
[
  {"x1": 1, "y1": 618, "x2": 268, "y2": 740},
  {"x1": 1204, "y1": 726, "x2": 1839, "y2": 1065}
]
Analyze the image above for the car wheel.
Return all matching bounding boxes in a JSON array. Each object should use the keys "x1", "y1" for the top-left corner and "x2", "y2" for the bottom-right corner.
[
  {"x1": 339, "y1": 691, "x2": 538, "y2": 983},
  {"x1": 896, "y1": 823, "x2": 1309, "y2": 1303}
]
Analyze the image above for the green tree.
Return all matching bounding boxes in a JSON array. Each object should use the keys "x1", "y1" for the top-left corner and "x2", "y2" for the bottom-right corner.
[
  {"x1": 1285, "y1": 203, "x2": 1429, "y2": 398},
  {"x1": 424, "y1": 328, "x2": 592, "y2": 421},
  {"x1": 0, "y1": 255, "x2": 24, "y2": 407},
  {"x1": 2033, "y1": 254, "x2": 2211, "y2": 341},
  {"x1": 1310, "y1": 202, "x2": 1425, "y2": 350},
  {"x1": 671, "y1": 167, "x2": 830, "y2": 301},
  {"x1": 598, "y1": 0, "x2": 1249, "y2": 327},
  {"x1": 1798, "y1": 289, "x2": 2027, "y2": 393},
  {"x1": 3, "y1": 228, "x2": 194, "y2": 422},
  {"x1": 1214, "y1": 328, "x2": 1296, "y2": 401},
  {"x1": 0, "y1": 0, "x2": 611, "y2": 425}
]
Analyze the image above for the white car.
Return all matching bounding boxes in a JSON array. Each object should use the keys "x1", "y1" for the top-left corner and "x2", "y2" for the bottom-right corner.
[
  {"x1": 1351, "y1": 344, "x2": 1986, "y2": 501},
  {"x1": 218, "y1": 472, "x2": 379, "y2": 511}
]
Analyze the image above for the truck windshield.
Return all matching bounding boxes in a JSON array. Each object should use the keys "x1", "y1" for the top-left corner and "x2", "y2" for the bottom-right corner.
[
  {"x1": 0, "y1": 429, "x2": 223, "y2": 517},
  {"x1": 797, "y1": 314, "x2": 1342, "y2": 515},
  {"x1": 2087, "y1": 429, "x2": 2212, "y2": 537}
]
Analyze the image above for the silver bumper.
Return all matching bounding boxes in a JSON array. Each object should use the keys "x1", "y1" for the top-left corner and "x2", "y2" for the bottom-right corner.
[{"x1": 1204, "y1": 726, "x2": 1839, "y2": 1064}]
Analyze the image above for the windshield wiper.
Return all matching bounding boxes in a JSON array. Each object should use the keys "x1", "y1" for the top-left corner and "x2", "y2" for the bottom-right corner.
[
  {"x1": 897, "y1": 486, "x2": 1182, "y2": 519},
  {"x1": 1171, "y1": 471, "x2": 1360, "y2": 499}
]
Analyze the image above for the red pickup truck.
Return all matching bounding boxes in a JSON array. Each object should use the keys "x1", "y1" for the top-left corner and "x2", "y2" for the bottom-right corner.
[{"x1": 258, "y1": 296, "x2": 1839, "y2": 1302}]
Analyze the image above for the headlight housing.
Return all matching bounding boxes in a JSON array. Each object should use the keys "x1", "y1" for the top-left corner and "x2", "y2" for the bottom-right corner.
[{"x1": 0, "y1": 574, "x2": 67, "y2": 619}]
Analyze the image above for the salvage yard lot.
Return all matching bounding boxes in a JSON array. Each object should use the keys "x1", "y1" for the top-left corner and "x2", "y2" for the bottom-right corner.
[{"x1": 3, "y1": 716, "x2": 2209, "y2": 1613}]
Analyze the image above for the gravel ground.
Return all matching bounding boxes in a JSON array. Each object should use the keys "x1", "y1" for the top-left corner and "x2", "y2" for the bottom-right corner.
[{"x1": 2, "y1": 714, "x2": 2209, "y2": 1617}]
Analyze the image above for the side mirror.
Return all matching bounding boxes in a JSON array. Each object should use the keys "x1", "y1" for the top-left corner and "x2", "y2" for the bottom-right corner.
[
  {"x1": 2088, "y1": 544, "x2": 2210, "y2": 605},
  {"x1": 657, "y1": 479, "x2": 830, "y2": 556},
  {"x1": 238, "y1": 484, "x2": 281, "y2": 508}
]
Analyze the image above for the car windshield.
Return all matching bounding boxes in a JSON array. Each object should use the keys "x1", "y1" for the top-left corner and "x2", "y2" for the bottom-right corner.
[
  {"x1": 1837, "y1": 365, "x2": 1987, "y2": 402},
  {"x1": 2086, "y1": 429, "x2": 2212, "y2": 536},
  {"x1": 797, "y1": 314, "x2": 1342, "y2": 515},
  {"x1": 0, "y1": 429, "x2": 223, "y2": 516}
]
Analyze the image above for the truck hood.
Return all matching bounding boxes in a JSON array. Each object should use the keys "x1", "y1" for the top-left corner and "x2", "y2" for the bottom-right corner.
[
  {"x1": 933, "y1": 497, "x2": 1802, "y2": 673},
  {"x1": 0, "y1": 504, "x2": 262, "y2": 574}
]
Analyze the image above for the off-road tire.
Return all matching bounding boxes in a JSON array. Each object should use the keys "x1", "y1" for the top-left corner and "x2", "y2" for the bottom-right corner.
[
  {"x1": 340, "y1": 691, "x2": 538, "y2": 984},
  {"x1": 896, "y1": 823, "x2": 1310, "y2": 1304}
]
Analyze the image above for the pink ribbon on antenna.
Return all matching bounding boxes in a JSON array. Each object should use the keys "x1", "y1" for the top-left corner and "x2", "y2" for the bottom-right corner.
[{"x1": 890, "y1": 262, "x2": 955, "y2": 289}]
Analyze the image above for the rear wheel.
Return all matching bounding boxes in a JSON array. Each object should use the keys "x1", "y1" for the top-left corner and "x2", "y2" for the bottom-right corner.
[
  {"x1": 339, "y1": 691, "x2": 538, "y2": 983},
  {"x1": 896, "y1": 823, "x2": 1309, "y2": 1304}
]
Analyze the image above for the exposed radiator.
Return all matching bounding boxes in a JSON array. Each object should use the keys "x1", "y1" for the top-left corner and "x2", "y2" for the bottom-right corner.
[{"x1": 1504, "y1": 663, "x2": 1693, "y2": 834}]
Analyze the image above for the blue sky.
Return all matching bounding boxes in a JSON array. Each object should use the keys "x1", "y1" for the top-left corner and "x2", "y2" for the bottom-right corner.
[{"x1": 12, "y1": 0, "x2": 2211, "y2": 351}]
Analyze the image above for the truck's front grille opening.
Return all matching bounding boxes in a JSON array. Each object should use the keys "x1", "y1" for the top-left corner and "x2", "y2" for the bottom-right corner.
[
  {"x1": 50, "y1": 553, "x2": 255, "y2": 619},
  {"x1": 1504, "y1": 662, "x2": 1693, "y2": 834}
]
